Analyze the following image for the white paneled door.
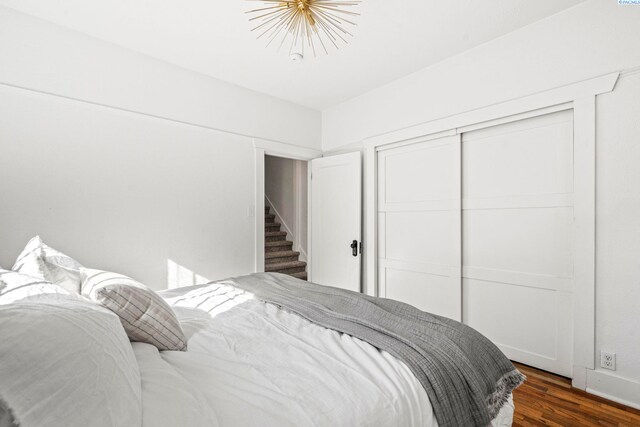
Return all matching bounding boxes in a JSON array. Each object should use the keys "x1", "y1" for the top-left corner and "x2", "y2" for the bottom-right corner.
[
  {"x1": 375, "y1": 110, "x2": 575, "y2": 376},
  {"x1": 377, "y1": 135, "x2": 462, "y2": 321},
  {"x1": 310, "y1": 152, "x2": 362, "y2": 292},
  {"x1": 462, "y1": 110, "x2": 574, "y2": 377}
]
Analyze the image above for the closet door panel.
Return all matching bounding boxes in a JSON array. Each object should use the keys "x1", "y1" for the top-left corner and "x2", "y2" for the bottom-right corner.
[
  {"x1": 462, "y1": 278, "x2": 573, "y2": 376},
  {"x1": 383, "y1": 142, "x2": 459, "y2": 204},
  {"x1": 385, "y1": 211, "x2": 456, "y2": 266},
  {"x1": 463, "y1": 207, "x2": 574, "y2": 280},
  {"x1": 463, "y1": 110, "x2": 573, "y2": 199},
  {"x1": 378, "y1": 135, "x2": 461, "y2": 321},
  {"x1": 386, "y1": 269, "x2": 458, "y2": 317},
  {"x1": 462, "y1": 110, "x2": 575, "y2": 377}
]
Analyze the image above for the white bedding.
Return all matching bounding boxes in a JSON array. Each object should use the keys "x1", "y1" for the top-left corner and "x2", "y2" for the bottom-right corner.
[
  {"x1": 137, "y1": 283, "x2": 514, "y2": 427},
  {"x1": 0, "y1": 291, "x2": 142, "y2": 427}
]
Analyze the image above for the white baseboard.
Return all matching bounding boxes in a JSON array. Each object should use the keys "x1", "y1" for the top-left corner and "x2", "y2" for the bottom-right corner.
[
  {"x1": 572, "y1": 365, "x2": 587, "y2": 389},
  {"x1": 586, "y1": 369, "x2": 640, "y2": 410}
]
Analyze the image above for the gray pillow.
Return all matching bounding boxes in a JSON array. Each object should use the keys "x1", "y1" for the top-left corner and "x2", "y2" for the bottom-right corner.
[{"x1": 81, "y1": 269, "x2": 187, "y2": 351}]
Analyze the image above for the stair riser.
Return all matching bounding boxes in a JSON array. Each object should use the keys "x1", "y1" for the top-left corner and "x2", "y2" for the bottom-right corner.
[
  {"x1": 266, "y1": 255, "x2": 299, "y2": 264},
  {"x1": 265, "y1": 244, "x2": 293, "y2": 252},
  {"x1": 268, "y1": 266, "x2": 306, "y2": 274},
  {"x1": 265, "y1": 215, "x2": 275, "y2": 223},
  {"x1": 265, "y1": 224, "x2": 281, "y2": 232},
  {"x1": 265, "y1": 235, "x2": 286, "y2": 242}
]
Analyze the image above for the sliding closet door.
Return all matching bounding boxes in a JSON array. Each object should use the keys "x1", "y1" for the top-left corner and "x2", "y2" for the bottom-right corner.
[
  {"x1": 462, "y1": 110, "x2": 574, "y2": 377},
  {"x1": 377, "y1": 135, "x2": 461, "y2": 321}
]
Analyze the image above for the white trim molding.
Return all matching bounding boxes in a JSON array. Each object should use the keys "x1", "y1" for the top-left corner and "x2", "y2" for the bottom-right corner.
[
  {"x1": 586, "y1": 370, "x2": 640, "y2": 410},
  {"x1": 254, "y1": 138, "x2": 322, "y2": 161},
  {"x1": 307, "y1": 164, "x2": 313, "y2": 281},
  {"x1": 363, "y1": 72, "x2": 618, "y2": 148},
  {"x1": 0, "y1": 82, "x2": 318, "y2": 149},
  {"x1": 572, "y1": 95, "x2": 597, "y2": 371},
  {"x1": 254, "y1": 147, "x2": 266, "y2": 273},
  {"x1": 293, "y1": 160, "x2": 308, "y2": 262},
  {"x1": 364, "y1": 144, "x2": 377, "y2": 296}
]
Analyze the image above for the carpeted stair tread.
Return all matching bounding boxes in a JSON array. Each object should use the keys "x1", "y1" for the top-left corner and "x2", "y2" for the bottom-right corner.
[
  {"x1": 265, "y1": 231, "x2": 287, "y2": 237},
  {"x1": 265, "y1": 260, "x2": 306, "y2": 272},
  {"x1": 274, "y1": 265, "x2": 307, "y2": 274},
  {"x1": 265, "y1": 251, "x2": 300, "y2": 264},
  {"x1": 265, "y1": 222, "x2": 282, "y2": 229},
  {"x1": 265, "y1": 240, "x2": 293, "y2": 248},
  {"x1": 265, "y1": 250, "x2": 300, "y2": 260},
  {"x1": 289, "y1": 271, "x2": 308, "y2": 280},
  {"x1": 265, "y1": 231, "x2": 287, "y2": 242},
  {"x1": 265, "y1": 214, "x2": 276, "y2": 223},
  {"x1": 265, "y1": 240, "x2": 293, "y2": 252},
  {"x1": 265, "y1": 260, "x2": 306, "y2": 269}
]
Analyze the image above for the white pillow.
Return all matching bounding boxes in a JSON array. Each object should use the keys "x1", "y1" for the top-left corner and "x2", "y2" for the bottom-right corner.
[
  {"x1": 0, "y1": 292, "x2": 142, "y2": 427},
  {"x1": 12, "y1": 236, "x2": 84, "y2": 293},
  {"x1": 0, "y1": 269, "x2": 72, "y2": 304}
]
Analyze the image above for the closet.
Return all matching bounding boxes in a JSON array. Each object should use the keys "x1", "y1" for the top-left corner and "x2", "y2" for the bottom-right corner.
[{"x1": 377, "y1": 110, "x2": 575, "y2": 377}]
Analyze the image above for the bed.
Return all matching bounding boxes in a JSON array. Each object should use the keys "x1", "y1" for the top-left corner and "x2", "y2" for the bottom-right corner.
[
  {"x1": 0, "y1": 237, "x2": 522, "y2": 427},
  {"x1": 145, "y1": 278, "x2": 516, "y2": 427}
]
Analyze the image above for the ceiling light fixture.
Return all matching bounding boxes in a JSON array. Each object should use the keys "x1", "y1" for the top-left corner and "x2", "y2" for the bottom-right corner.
[{"x1": 246, "y1": 0, "x2": 361, "y2": 57}]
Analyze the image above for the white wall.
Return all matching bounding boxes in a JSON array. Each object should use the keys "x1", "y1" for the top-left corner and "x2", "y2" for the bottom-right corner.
[
  {"x1": 0, "y1": 85, "x2": 255, "y2": 289},
  {"x1": 323, "y1": 0, "x2": 640, "y2": 150},
  {"x1": 266, "y1": 156, "x2": 296, "y2": 238},
  {"x1": 0, "y1": 6, "x2": 320, "y2": 289},
  {"x1": 265, "y1": 155, "x2": 308, "y2": 256},
  {"x1": 590, "y1": 71, "x2": 640, "y2": 406},
  {"x1": 321, "y1": 0, "x2": 640, "y2": 407},
  {"x1": 0, "y1": 6, "x2": 321, "y2": 148}
]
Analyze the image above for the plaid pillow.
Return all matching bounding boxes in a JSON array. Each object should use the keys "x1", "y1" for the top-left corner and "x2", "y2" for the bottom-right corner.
[{"x1": 82, "y1": 269, "x2": 187, "y2": 351}]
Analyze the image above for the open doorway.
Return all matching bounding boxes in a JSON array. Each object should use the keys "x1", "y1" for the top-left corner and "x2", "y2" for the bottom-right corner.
[{"x1": 264, "y1": 155, "x2": 308, "y2": 280}]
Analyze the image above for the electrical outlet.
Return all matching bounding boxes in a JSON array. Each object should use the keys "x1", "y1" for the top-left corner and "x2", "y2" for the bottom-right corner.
[{"x1": 600, "y1": 351, "x2": 616, "y2": 371}]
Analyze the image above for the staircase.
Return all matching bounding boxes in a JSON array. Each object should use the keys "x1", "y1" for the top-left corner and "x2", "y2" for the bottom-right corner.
[{"x1": 264, "y1": 206, "x2": 307, "y2": 280}]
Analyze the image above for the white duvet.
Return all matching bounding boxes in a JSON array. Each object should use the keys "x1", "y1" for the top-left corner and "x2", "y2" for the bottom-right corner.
[{"x1": 136, "y1": 282, "x2": 514, "y2": 427}]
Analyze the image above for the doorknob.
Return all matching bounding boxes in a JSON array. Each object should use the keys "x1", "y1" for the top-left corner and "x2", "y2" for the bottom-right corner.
[{"x1": 350, "y1": 240, "x2": 358, "y2": 257}]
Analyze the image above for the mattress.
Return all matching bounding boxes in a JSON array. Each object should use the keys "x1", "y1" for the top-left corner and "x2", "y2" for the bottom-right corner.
[{"x1": 134, "y1": 284, "x2": 513, "y2": 427}]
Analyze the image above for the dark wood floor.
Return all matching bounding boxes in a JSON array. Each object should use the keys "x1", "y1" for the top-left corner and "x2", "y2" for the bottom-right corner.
[{"x1": 512, "y1": 363, "x2": 640, "y2": 426}]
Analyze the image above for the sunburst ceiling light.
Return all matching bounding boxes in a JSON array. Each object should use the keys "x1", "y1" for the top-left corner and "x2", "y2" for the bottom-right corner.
[{"x1": 246, "y1": 0, "x2": 361, "y2": 57}]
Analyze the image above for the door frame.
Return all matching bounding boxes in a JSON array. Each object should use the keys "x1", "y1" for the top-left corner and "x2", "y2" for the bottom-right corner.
[
  {"x1": 253, "y1": 138, "x2": 321, "y2": 274},
  {"x1": 363, "y1": 72, "x2": 619, "y2": 389}
]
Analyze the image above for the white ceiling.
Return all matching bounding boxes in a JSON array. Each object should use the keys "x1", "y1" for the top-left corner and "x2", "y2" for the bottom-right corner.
[{"x1": 1, "y1": 0, "x2": 587, "y2": 110}]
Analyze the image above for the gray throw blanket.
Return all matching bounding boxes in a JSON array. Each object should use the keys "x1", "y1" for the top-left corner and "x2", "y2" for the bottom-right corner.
[{"x1": 229, "y1": 272, "x2": 524, "y2": 427}]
